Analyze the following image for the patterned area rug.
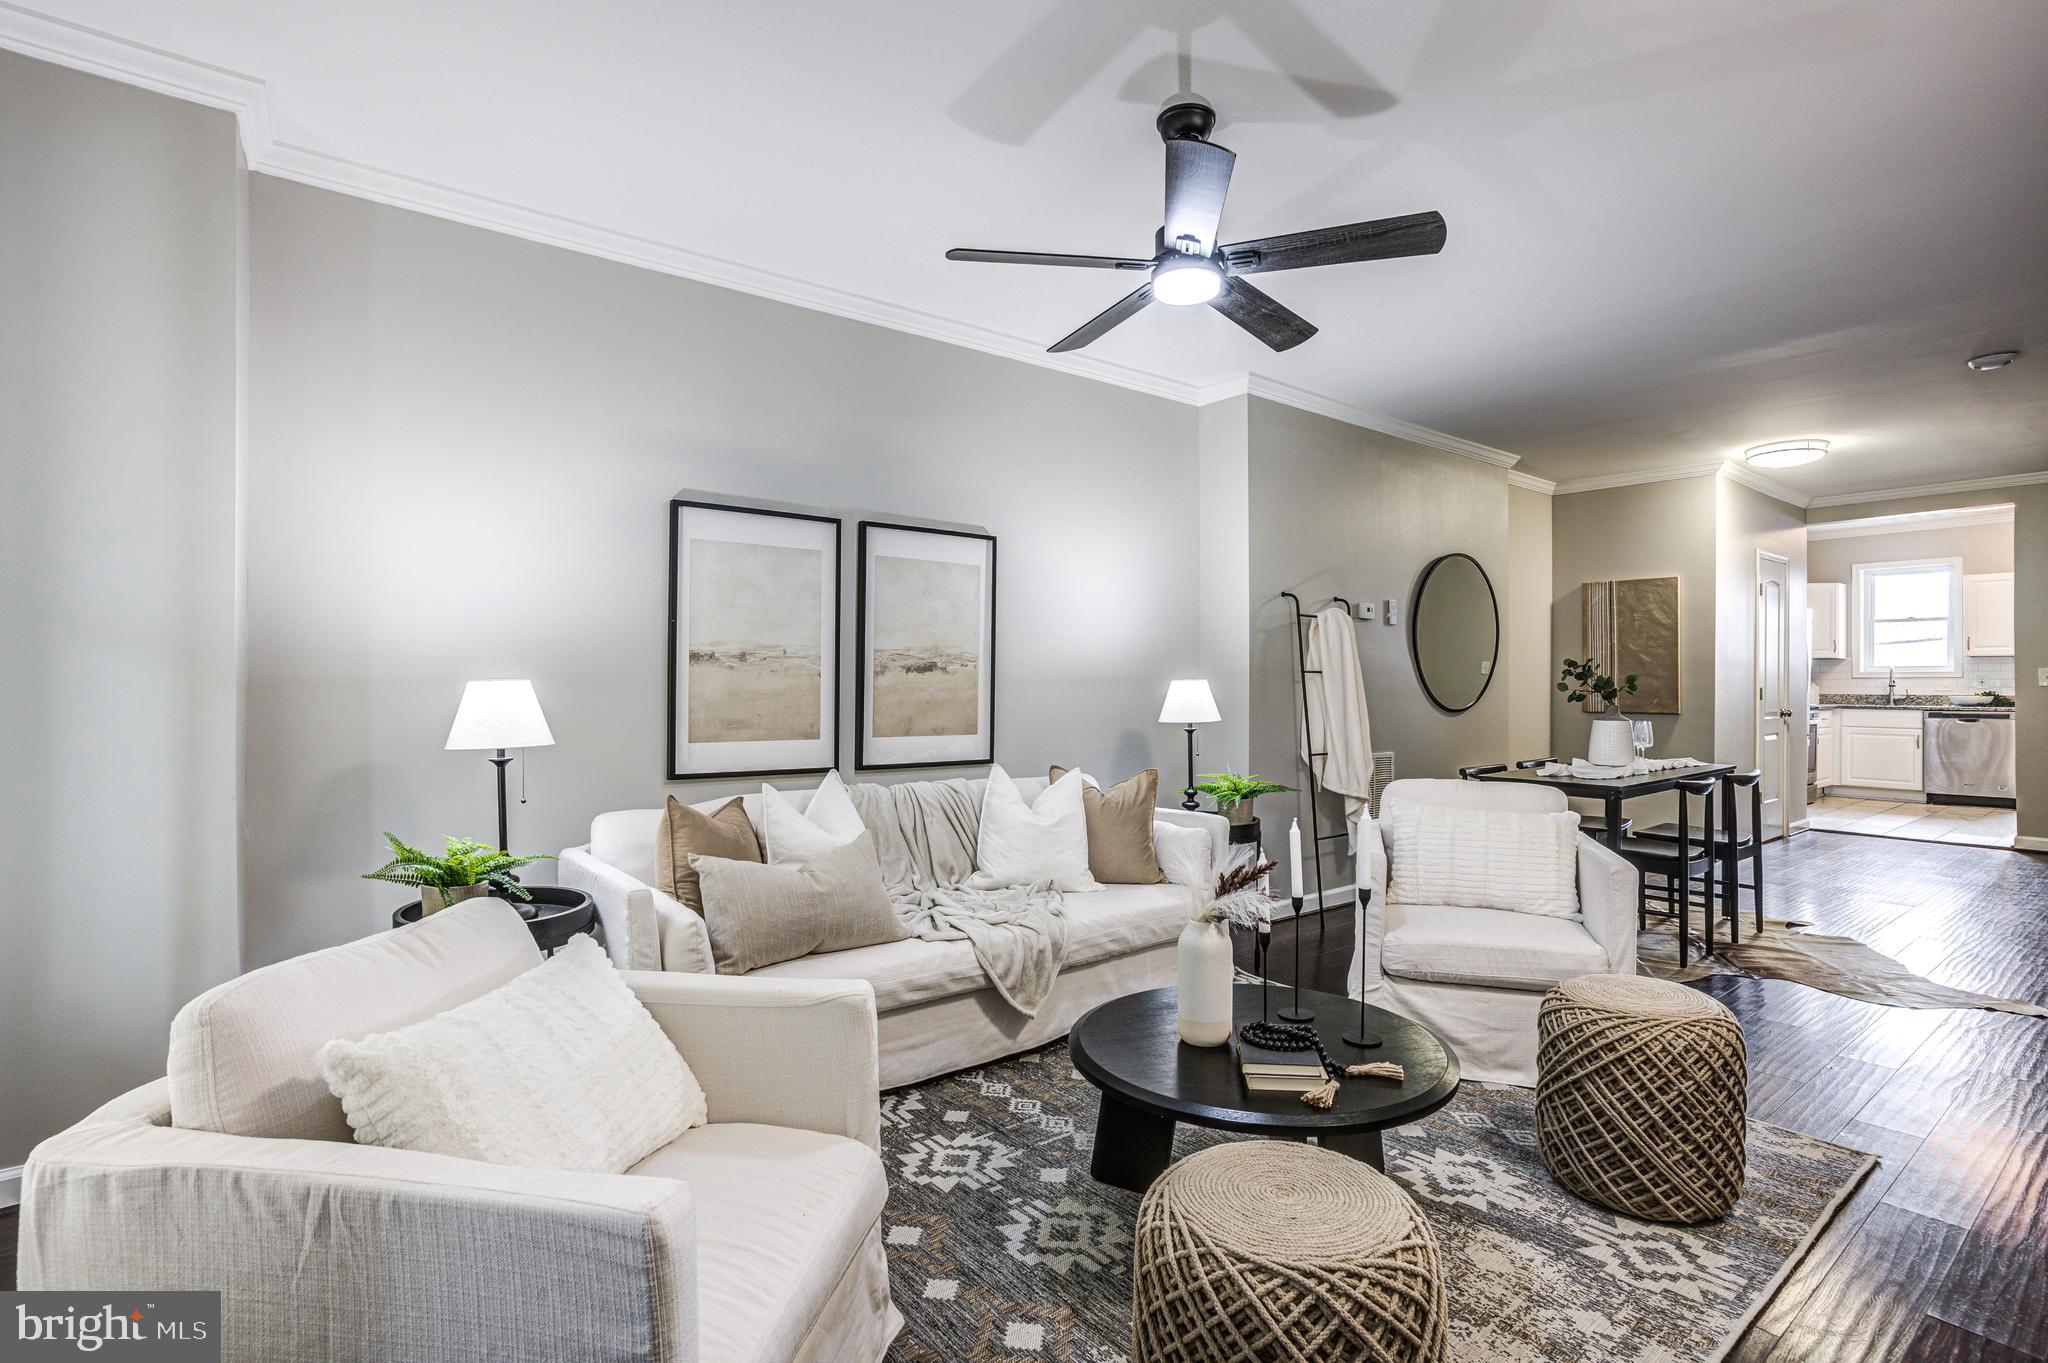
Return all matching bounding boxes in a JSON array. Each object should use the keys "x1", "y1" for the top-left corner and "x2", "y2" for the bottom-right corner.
[{"x1": 880, "y1": 1042, "x2": 1872, "y2": 1363}]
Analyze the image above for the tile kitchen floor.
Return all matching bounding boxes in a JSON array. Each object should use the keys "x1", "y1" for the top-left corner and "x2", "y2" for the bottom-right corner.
[{"x1": 1807, "y1": 794, "x2": 2017, "y2": 847}]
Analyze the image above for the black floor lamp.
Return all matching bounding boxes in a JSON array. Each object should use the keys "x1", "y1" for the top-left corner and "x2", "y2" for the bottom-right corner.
[
  {"x1": 445, "y1": 679, "x2": 555, "y2": 851},
  {"x1": 1157, "y1": 679, "x2": 1220, "y2": 811}
]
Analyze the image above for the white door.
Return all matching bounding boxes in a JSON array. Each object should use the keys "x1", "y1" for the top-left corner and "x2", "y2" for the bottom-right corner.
[
  {"x1": 1757, "y1": 554, "x2": 1791, "y2": 840},
  {"x1": 1841, "y1": 725, "x2": 1924, "y2": 789}
]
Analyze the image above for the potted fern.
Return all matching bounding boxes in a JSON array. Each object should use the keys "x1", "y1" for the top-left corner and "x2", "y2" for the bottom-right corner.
[
  {"x1": 364, "y1": 834, "x2": 554, "y2": 917},
  {"x1": 1193, "y1": 770, "x2": 1295, "y2": 828}
]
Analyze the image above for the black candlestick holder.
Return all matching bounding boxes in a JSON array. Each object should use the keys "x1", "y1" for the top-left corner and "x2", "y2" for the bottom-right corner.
[
  {"x1": 1343, "y1": 887, "x2": 1381, "y2": 1049},
  {"x1": 1255, "y1": 925, "x2": 1272, "y2": 1023},
  {"x1": 1278, "y1": 894, "x2": 1313, "y2": 1022}
]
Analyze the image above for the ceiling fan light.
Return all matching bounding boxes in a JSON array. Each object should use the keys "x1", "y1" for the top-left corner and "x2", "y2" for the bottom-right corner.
[
  {"x1": 1151, "y1": 255, "x2": 1222, "y2": 306},
  {"x1": 1743, "y1": 439, "x2": 1829, "y2": 469}
]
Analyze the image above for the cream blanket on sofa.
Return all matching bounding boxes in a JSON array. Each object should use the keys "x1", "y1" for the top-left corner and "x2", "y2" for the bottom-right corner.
[{"x1": 848, "y1": 780, "x2": 1070, "y2": 1016}]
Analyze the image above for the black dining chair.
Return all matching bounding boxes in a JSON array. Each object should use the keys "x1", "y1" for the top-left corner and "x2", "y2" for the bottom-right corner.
[
  {"x1": 1615, "y1": 774, "x2": 1719, "y2": 967},
  {"x1": 1515, "y1": 757, "x2": 1632, "y2": 841},
  {"x1": 1635, "y1": 770, "x2": 1764, "y2": 945}
]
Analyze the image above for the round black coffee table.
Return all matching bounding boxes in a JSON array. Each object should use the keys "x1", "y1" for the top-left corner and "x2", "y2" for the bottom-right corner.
[{"x1": 1069, "y1": 984, "x2": 1461, "y2": 1193}]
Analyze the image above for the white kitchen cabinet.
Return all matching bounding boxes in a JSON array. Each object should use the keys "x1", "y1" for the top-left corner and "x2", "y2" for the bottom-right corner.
[
  {"x1": 1809, "y1": 582, "x2": 1847, "y2": 659},
  {"x1": 1816, "y1": 710, "x2": 1839, "y2": 789},
  {"x1": 1964, "y1": 573, "x2": 2015, "y2": 656},
  {"x1": 1839, "y1": 709, "x2": 1923, "y2": 791}
]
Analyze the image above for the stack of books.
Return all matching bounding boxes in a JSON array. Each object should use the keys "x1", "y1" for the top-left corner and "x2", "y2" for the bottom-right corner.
[{"x1": 1235, "y1": 1033, "x2": 1327, "y2": 1094}]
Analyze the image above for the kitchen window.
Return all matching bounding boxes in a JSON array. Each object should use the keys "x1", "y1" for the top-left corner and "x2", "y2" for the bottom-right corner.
[{"x1": 1853, "y1": 557, "x2": 1963, "y2": 676}]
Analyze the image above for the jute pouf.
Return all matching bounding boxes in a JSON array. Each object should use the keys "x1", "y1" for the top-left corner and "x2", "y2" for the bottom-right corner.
[
  {"x1": 1536, "y1": 973, "x2": 1748, "y2": 1224},
  {"x1": 1131, "y1": 1141, "x2": 1448, "y2": 1363}
]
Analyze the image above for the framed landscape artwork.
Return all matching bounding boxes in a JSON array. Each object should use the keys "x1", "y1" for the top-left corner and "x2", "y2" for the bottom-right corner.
[
  {"x1": 856, "y1": 521, "x2": 996, "y2": 769},
  {"x1": 667, "y1": 500, "x2": 840, "y2": 779}
]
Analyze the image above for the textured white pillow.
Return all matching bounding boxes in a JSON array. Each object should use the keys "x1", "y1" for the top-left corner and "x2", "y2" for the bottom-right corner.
[
  {"x1": 317, "y1": 936, "x2": 705, "y2": 1173},
  {"x1": 968, "y1": 764, "x2": 1099, "y2": 892},
  {"x1": 760, "y1": 769, "x2": 865, "y2": 865},
  {"x1": 1382, "y1": 797, "x2": 1581, "y2": 918},
  {"x1": 1153, "y1": 821, "x2": 1215, "y2": 893}
]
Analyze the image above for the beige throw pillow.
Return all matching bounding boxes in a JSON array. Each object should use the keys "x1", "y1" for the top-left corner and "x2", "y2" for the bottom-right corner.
[
  {"x1": 1050, "y1": 766, "x2": 1167, "y2": 885},
  {"x1": 690, "y1": 832, "x2": 908, "y2": 974},
  {"x1": 655, "y1": 795, "x2": 763, "y2": 913}
]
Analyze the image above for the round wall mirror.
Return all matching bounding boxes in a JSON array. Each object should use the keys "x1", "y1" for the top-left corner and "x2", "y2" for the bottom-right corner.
[{"x1": 1410, "y1": 552, "x2": 1499, "y2": 714}]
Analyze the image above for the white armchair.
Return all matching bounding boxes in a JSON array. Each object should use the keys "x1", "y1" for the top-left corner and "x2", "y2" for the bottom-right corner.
[
  {"x1": 20, "y1": 900, "x2": 900, "y2": 1363},
  {"x1": 1348, "y1": 778, "x2": 1639, "y2": 1086}
]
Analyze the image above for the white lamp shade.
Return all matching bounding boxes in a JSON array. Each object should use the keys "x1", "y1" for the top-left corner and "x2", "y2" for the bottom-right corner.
[
  {"x1": 1158, "y1": 679, "x2": 1221, "y2": 725},
  {"x1": 445, "y1": 679, "x2": 555, "y2": 750}
]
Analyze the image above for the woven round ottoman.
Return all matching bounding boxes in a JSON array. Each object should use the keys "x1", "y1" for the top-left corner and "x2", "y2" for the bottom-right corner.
[
  {"x1": 1536, "y1": 974, "x2": 1748, "y2": 1224},
  {"x1": 1131, "y1": 1141, "x2": 1447, "y2": 1363}
]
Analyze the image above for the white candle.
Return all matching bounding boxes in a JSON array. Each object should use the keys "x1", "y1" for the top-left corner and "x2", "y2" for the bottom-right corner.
[{"x1": 1289, "y1": 818, "x2": 1303, "y2": 899}]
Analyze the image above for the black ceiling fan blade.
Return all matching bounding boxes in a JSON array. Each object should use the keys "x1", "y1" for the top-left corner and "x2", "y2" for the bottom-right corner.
[
  {"x1": 1208, "y1": 276, "x2": 1317, "y2": 352},
  {"x1": 1221, "y1": 210, "x2": 1446, "y2": 274},
  {"x1": 1163, "y1": 138, "x2": 1236, "y2": 253},
  {"x1": 1047, "y1": 282, "x2": 1154, "y2": 353},
  {"x1": 946, "y1": 248, "x2": 1152, "y2": 270}
]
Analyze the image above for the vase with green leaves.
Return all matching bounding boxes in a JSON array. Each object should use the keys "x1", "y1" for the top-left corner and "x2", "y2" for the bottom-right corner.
[
  {"x1": 1192, "y1": 770, "x2": 1295, "y2": 826},
  {"x1": 364, "y1": 834, "x2": 555, "y2": 916},
  {"x1": 1557, "y1": 657, "x2": 1640, "y2": 766}
]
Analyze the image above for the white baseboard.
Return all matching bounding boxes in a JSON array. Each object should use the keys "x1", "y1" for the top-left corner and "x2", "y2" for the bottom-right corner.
[
  {"x1": 2016, "y1": 835, "x2": 2048, "y2": 854},
  {"x1": 1822, "y1": 786, "x2": 1928, "y2": 803},
  {"x1": 1288, "y1": 883, "x2": 1359, "y2": 914},
  {"x1": 2, "y1": 1163, "x2": 22, "y2": 1208}
]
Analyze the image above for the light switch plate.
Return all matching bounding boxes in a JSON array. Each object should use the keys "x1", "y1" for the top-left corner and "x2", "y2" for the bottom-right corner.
[
  {"x1": 1384, "y1": 598, "x2": 1400, "y2": 626},
  {"x1": 1354, "y1": 600, "x2": 1376, "y2": 621}
]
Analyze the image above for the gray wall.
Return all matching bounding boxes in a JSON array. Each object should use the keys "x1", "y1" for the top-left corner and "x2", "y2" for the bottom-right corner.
[
  {"x1": 1244, "y1": 397, "x2": 1513, "y2": 897},
  {"x1": 1196, "y1": 396, "x2": 1253, "y2": 781},
  {"x1": 243, "y1": 177, "x2": 1202, "y2": 964},
  {"x1": 1, "y1": 54, "x2": 243, "y2": 1166},
  {"x1": 1809, "y1": 485, "x2": 2047, "y2": 848},
  {"x1": 1507, "y1": 486, "x2": 1554, "y2": 760}
]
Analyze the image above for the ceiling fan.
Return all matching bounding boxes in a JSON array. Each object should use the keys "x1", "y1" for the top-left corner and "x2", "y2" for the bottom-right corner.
[{"x1": 947, "y1": 95, "x2": 1446, "y2": 355}]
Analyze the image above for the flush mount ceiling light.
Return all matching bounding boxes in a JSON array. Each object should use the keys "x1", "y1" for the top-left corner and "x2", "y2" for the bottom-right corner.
[
  {"x1": 1966, "y1": 351, "x2": 2019, "y2": 372},
  {"x1": 1744, "y1": 439, "x2": 1829, "y2": 469}
]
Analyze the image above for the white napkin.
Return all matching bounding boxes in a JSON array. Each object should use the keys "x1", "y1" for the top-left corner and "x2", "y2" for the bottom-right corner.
[{"x1": 1539, "y1": 756, "x2": 1708, "y2": 779}]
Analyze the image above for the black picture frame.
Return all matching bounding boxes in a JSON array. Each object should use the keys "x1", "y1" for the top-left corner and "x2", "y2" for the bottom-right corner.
[
  {"x1": 667, "y1": 499, "x2": 842, "y2": 780},
  {"x1": 855, "y1": 520, "x2": 998, "y2": 771},
  {"x1": 1409, "y1": 550, "x2": 1500, "y2": 715}
]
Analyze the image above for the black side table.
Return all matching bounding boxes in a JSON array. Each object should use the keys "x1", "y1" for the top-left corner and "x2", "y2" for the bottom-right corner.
[{"x1": 392, "y1": 885, "x2": 597, "y2": 954}]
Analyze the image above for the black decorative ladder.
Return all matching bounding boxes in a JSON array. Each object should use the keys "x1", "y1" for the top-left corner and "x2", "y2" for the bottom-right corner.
[{"x1": 1278, "y1": 591, "x2": 1359, "y2": 952}]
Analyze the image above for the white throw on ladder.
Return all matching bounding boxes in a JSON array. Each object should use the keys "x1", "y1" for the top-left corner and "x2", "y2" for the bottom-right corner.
[{"x1": 1302, "y1": 603, "x2": 1375, "y2": 849}]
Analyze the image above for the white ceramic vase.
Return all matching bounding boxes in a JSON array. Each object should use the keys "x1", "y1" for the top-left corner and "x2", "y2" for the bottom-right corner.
[
  {"x1": 1588, "y1": 707, "x2": 1635, "y2": 767},
  {"x1": 1176, "y1": 918, "x2": 1235, "y2": 1047}
]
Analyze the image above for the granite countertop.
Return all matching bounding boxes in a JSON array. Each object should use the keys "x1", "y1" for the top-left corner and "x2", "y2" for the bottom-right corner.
[{"x1": 1816, "y1": 695, "x2": 2015, "y2": 716}]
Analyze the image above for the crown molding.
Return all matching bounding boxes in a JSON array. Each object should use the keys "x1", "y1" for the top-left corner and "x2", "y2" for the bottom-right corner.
[
  {"x1": 1199, "y1": 374, "x2": 1522, "y2": 469},
  {"x1": 0, "y1": 1, "x2": 272, "y2": 158},
  {"x1": 1806, "y1": 504, "x2": 2014, "y2": 540},
  {"x1": 1807, "y1": 470, "x2": 2048, "y2": 509},
  {"x1": 1717, "y1": 460, "x2": 1810, "y2": 508},
  {"x1": 1507, "y1": 470, "x2": 1556, "y2": 494},
  {"x1": 1552, "y1": 461, "x2": 1726, "y2": 496}
]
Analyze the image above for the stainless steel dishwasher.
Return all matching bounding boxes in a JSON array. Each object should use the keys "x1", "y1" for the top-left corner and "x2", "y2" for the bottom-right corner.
[{"x1": 1923, "y1": 710, "x2": 2016, "y2": 806}]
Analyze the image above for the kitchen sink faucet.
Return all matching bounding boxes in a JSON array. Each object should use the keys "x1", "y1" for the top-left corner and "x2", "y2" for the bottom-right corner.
[{"x1": 1886, "y1": 667, "x2": 1897, "y2": 705}]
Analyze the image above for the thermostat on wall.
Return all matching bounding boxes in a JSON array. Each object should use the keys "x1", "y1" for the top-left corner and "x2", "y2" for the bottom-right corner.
[
  {"x1": 1354, "y1": 600, "x2": 1376, "y2": 622},
  {"x1": 1384, "y1": 598, "x2": 1400, "y2": 626}
]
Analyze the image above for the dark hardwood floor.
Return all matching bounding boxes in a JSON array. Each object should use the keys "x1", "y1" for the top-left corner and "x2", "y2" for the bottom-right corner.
[
  {"x1": 1242, "y1": 830, "x2": 2048, "y2": 1363},
  {"x1": 4, "y1": 832, "x2": 2041, "y2": 1359}
]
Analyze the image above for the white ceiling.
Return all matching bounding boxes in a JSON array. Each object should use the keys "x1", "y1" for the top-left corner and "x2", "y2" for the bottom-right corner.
[{"x1": 12, "y1": 0, "x2": 2048, "y2": 498}]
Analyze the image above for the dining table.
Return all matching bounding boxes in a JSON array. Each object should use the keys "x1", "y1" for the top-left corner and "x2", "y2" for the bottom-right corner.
[{"x1": 1462, "y1": 760, "x2": 1739, "y2": 852}]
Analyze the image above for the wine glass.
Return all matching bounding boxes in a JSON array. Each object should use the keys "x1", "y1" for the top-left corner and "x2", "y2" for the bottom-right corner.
[{"x1": 1633, "y1": 720, "x2": 1654, "y2": 760}]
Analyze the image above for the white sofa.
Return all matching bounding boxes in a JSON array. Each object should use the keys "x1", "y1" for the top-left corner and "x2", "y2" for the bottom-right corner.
[
  {"x1": 560, "y1": 775, "x2": 1228, "y2": 1089},
  {"x1": 1348, "y1": 778, "x2": 1640, "y2": 1087},
  {"x1": 21, "y1": 900, "x2": 900, "y2": 1363}
]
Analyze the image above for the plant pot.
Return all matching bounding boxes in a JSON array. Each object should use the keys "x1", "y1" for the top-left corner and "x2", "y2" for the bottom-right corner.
[
  {"x1": 419, "y1": 884, "x2": 490, "y2": 916},
  {"x1": 1223, "y1": 800, "x2": 1256, "y2": 826},
  {"x1": 1588, "y1": 706, "x2": 1635, "y2": 767},
  {"x1": 1175, "y1": 919, "x2": 1235, "y2": 1047}
]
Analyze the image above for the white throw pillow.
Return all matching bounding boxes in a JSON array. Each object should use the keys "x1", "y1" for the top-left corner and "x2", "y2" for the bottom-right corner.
[
  {"x1": 760, "y1": 769, "x2": 865, "y2": 865},
  {"x1": 1381, "y1": 797, "x2": 1581, "y2": 919},
  {"x1": 1153, "y1": 821, "x2": 1215, "y2": 893},
  {"x1": 316, "y1": 936, "x2": 705, "y2": 1173},
  {"x1": 968, "y1": 764, "x2": 1100, "y2": 892}
]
